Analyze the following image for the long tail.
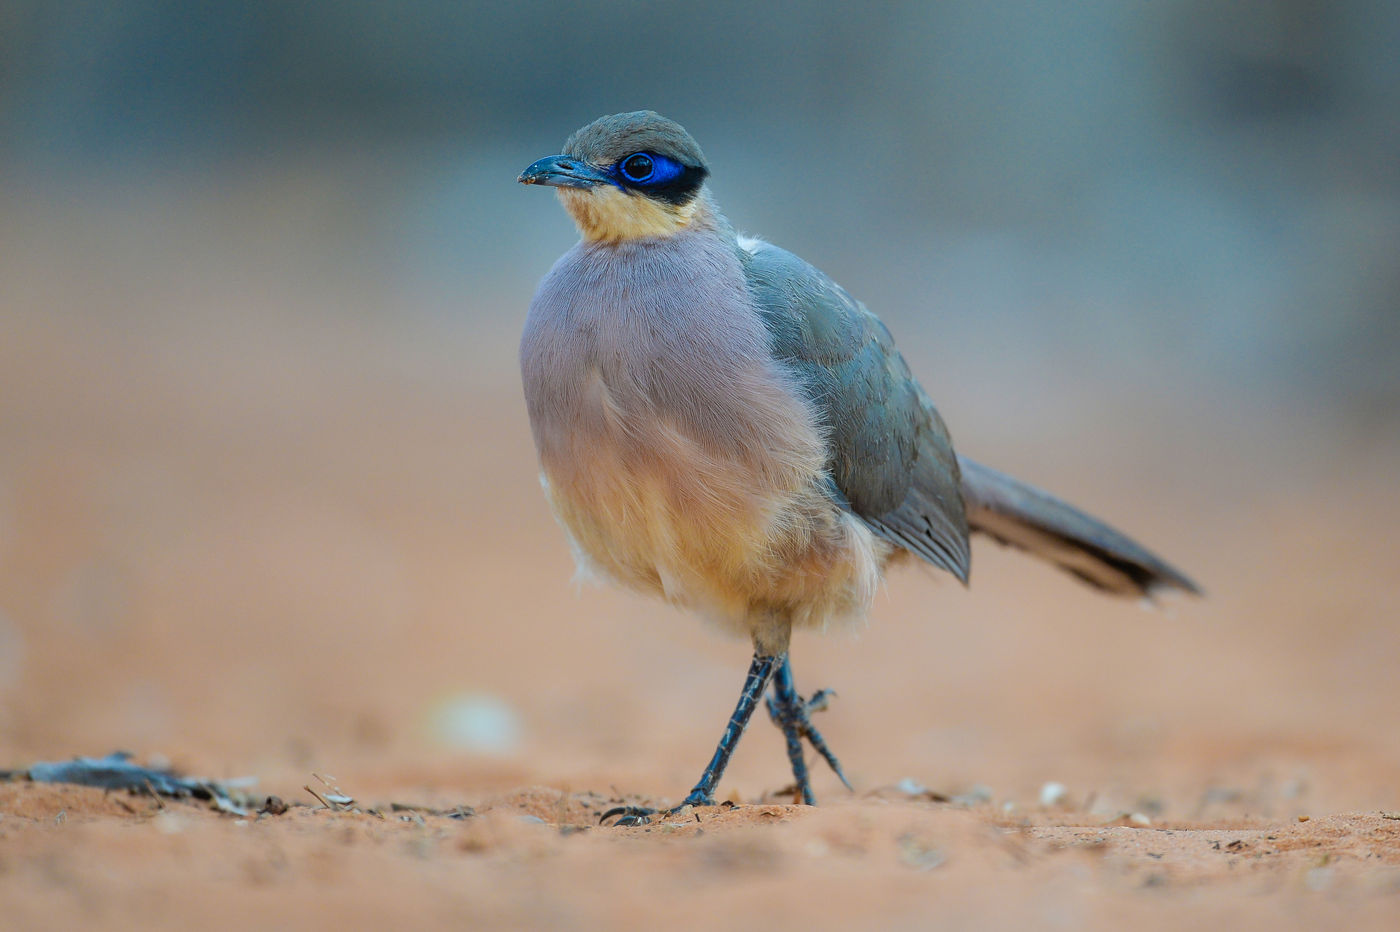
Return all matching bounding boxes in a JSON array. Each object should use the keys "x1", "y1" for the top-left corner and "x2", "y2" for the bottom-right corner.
[{"x1": 957, "y1": 456, "x2": 1201, "y2": 598}]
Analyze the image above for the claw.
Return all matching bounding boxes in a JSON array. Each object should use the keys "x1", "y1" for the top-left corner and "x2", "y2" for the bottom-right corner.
[
  {"x1": 599, "y1": 805, "x2": 657, "y2": 826},
  {"x1": 807, "y1": 725, "x2": 853, "y2": 792},
  {"x1": 599, "y1": 796, "x2": 719, "y2": 828},
  {"x1": 805, "y1": 688, "x2": 836, "y2": 714}
]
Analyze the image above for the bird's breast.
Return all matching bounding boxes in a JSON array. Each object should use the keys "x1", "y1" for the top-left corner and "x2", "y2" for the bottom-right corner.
[{"x1": 519, "y1": 230, "x2": 873, "y2": 627}]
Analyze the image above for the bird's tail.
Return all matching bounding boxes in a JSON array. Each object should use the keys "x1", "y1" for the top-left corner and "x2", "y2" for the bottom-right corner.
[{"x1": 957, "y1": 456, "x2": 1200, "y2": 598}]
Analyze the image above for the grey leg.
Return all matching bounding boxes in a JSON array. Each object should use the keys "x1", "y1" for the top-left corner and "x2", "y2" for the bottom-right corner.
[
  {"x1": 765, "y1": 655, "x2": 852, "y2": 805},
  {"x1": 602, "y1": 651, "x2": 779, "y2": 826}
]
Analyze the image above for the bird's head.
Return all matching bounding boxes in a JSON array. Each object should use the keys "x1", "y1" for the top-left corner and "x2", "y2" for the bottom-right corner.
[{"x1": 518, "y1": 111, "x2": 710, "y2": 243}]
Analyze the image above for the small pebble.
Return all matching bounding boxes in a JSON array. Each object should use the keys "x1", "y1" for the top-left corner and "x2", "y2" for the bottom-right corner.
[
  {"x1": 896, "y1": 778, "x2": 926, "y2": 796},
  {"x1": 1039, "y1": 782, "x2": 1068, "y2": 807}
]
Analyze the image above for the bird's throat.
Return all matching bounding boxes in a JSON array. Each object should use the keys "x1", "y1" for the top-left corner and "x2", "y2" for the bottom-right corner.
[{"x1": 559, "y1": 186, "x2": 703, "y2": 243}]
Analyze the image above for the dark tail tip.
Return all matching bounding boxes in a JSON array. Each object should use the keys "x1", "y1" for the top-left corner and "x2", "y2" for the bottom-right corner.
[{"x1": 958, "y1": 456, "x2": 1202, "y2": 601}]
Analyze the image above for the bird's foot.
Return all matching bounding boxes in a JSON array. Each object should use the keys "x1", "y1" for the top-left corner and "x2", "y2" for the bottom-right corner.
[
  {"x1": 598, "y1": 805, "x2": 661, "y2": 827},
  {"x1": 766, "y1": 674, "x2": 852, "y2": 806},
  {"x1": 602, "y1": 652, "x2": 782, "y2": 827},
  {"x1": 599, "y1": 792, "x2": 717, "y2": 827}
]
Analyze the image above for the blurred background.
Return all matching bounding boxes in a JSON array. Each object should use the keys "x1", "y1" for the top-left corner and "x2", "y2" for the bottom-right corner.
[{"x1": 1, "y1": 1, "x2": 1398, "y2": 816}]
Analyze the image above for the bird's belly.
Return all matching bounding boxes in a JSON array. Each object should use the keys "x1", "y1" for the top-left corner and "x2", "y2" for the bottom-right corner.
[
  {"x1": 533, "y1": 366, "x2": 890, "y2": 638},
  {"x1": 539, "y1": 375, "x2": 784, "y2": 600}
]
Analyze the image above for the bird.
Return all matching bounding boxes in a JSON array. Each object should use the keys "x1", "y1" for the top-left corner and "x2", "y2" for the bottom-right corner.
[{"x1": 517, "y1": 111, "x2": 1199, "y2": 826}]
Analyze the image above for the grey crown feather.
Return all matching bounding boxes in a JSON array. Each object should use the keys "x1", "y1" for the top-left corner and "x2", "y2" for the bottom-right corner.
[{"x1": 740, "y1": 240, "x2": 972, "y2": 582}]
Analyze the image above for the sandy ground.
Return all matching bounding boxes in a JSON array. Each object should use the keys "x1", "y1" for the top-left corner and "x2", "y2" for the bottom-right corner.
[{"x1": 2, "y1": 193, "x2": 1399, "y2": 930}]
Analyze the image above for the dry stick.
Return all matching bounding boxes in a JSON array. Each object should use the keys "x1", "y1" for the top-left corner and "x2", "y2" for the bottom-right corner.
[{"x1": 304, "y1": 784, "x2": 335, "y2": 810}]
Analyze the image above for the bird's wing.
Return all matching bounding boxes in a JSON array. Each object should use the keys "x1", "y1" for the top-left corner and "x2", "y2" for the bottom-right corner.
[{"x1": 740, "y1": 238, "x2": 970, "y2": 581}]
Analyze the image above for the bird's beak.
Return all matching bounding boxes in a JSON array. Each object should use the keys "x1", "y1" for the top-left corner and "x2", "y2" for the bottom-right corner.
[{"x1": 518, "y1": 154, "x2": 613, "y2": 189}]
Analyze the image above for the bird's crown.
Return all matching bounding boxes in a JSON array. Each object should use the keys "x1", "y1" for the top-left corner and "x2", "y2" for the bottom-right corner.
[{"x1": 563, "y1": 111, "x2": 708, "y2": 174}]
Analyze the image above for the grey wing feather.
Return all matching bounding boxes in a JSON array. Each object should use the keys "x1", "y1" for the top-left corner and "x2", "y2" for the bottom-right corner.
[{"x1": 740, "y1": 239, "x2": 971, "y2": 581}]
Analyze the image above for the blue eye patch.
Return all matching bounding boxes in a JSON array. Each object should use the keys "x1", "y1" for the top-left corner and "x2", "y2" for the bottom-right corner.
[{"x1": 611, "y1": 151, "x2": 707, "y2": 205}]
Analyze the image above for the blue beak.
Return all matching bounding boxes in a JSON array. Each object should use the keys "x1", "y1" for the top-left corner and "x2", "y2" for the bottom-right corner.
[{"x1": 518, "y1": 154, "x2": 613, "y2": 189}]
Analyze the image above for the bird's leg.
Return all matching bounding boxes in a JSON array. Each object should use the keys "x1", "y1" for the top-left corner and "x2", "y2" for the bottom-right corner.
[
  {"x1": 765, "y1": 656, "x2": 852, "y2": 805},
  {"x1": 601, "y1": 651, "x2": 779, "y2": 827}
]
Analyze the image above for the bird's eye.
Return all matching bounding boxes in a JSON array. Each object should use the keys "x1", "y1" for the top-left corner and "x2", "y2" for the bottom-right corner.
[{"x1": 620, "y1": 153, "x2": 655, "y2": 183}]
